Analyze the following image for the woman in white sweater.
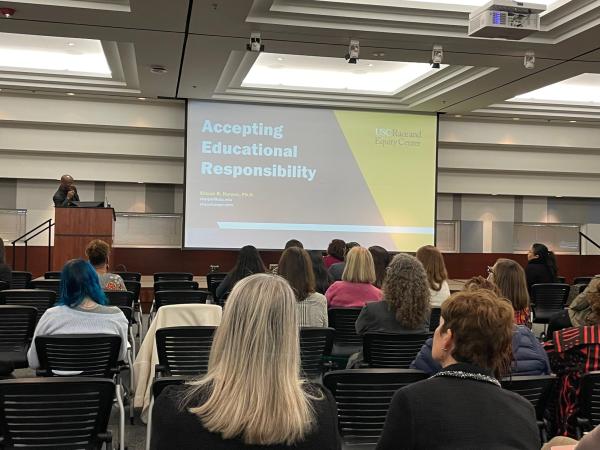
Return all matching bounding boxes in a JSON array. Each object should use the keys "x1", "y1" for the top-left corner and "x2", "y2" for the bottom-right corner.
[
  {"x1": 27, "y1": 258, "x2": 129, "y2": 368},
  {"x1": 416, "y1": 245, "x2": 451, "y2": 307}
]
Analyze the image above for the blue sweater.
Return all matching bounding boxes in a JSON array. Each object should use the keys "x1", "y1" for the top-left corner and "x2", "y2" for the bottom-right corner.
[{"x1": 410, "y1": 325, "x2": 551, "y2": 376}]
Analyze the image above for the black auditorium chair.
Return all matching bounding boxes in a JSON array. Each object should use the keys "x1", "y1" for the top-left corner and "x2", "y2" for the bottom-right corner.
[
  {"x1": 573, "y1": 276, "x2": 593, "y2": 286},
  {"x1": 30, "y1": 279, "x2": 61, "y2": 295},
  {"x1": 154, "y1": 289, "x2": 209, "y2": 310},
  {"x1": 206, "y1": 272, "x2": 227, "y2": 300},
  {"x1": 501, "y1": 375, "x2": 556, "y2": 442},
  {"x1": 0, "y1": 289, "x2": 56, "y2": 322},
  {"x1": 0, "y1": 280, "x2": 8, "y2": 291},
  {"x1": 0, "y1": 377, "x2": 115, "y2": 450},
  {"x1": 123, "y1": 280, "x2": 143, "y2": 337},
  {"x1": 104, "y1": 290, "x2": 135, "y2": 308},
  {"x1": 43, "y1": 271, "x2": 61, "y2": 279},
  {"x1": 557, "y1": 276, "x2": 566, "y2": 284},
  {"x1": 146, "y1": 377, "x2": 188, "y2": 450},
  {"x1": 154, "y1": 280, "x2": 198, "y2": 293},
  {"x1": 0, "y1": 305, "x2": 37, "y2": 373},
  {"x1": 363, "y1": 332, "x2": 432, "y2": 369},
  {"x1": 10, "y1": 271, "x2": 32, "y2": 289},
  {"x1": 115, "y1": 271, "x2": 142, "y2": 282},
  {"x1": 299, "y1": 327, "x2": 335, "y2": 380},
  {"x1": 155, "y1": 326, "x2": 216, "y2": 377},
  {"x1": 576, "y1": 371, "x2": 600, "y2": 437},
  {"x1": 323, "y1": 369, "x2": 428, "y2": 449},
  {"x1": 429, "y1": 307, "x2": 441, "y2": 332},
  {"x1": 531, "y1": 283, "x2": 570, "y2": 335},
  {"x1": 153, "y1": 272, "x2": 193, "y2": 282},
  {"x1": 328, "y1": 307, "x2": 363, "y2": 356},
  {"x1": 35, "y1": 334, "x2": 130, "y2": 447}
]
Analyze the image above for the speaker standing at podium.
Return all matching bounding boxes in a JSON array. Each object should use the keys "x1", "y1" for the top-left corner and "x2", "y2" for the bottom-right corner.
[{"x1": 53, "y1": 174, "x2": 80, "y2": 207}]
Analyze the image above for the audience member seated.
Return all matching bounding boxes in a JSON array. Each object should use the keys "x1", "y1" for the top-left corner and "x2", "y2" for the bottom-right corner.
[
  {"x1": 525, "y1": 242, "x2": 558, "y2": 295},
  {"x1": 85, "y1": 239, "x2": 126, "y2": 291},
  {"x1": 309, "y1": 250, "x2": 333, "y2": 295},
  {"x1": 151, "y1": 274, "x2": 341, "y2": 449},
  {"x1": 355, "y1": 253, "x2": 429, "y2": 334},
  {"x1": 377, "y1": 289, "x2": 540, "y2": 450},
  {"x1": 27, "y1": 259, "x2": 128, "y2": 368},
  {"x1": 325, "y1": 246, "x2": 383, "y2": 308},
  {"x1": 278, "y1": 247, "x2": 328, "y2": 327},
  {"x1": 368, "y1": 245, "x2": 391, "y2": 289},
  {"x1": 548, "y1": 275, "x2": 600, "y2": 335},
  {"x1": 489, "y1": 258, "x2": 532, "y2": 327},
  {"x1": 0, "y1": 237, "x2": 11, "y2": 285},
  {"x1": 323, "y1": 239, "x2": 345, "y2": 269},
  {"x1": 416, "y1": 245, "x2": 450, "y2": 307},
  {"x1": 284, "y1": 239, "x2": 304, "y2": 249},
  {"x1": 329, "y1": 241, "x2": 359, "y2": 281},
  {"x1": 544, "y1": 289, "x2": 600, "y2": 437},
  {"x1": 411, "y1": 277, "x2": 550, "y2": 376},
  {"x1": 216, "y1": 245, "x2": 266, "y2": 301}
]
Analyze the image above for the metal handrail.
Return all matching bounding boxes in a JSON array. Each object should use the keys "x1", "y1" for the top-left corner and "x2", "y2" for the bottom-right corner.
[
  {"x1": 579, "y1": 231, "x2": 600, "y2": 252},
  {"x1": 12, "y1": 218, "x2": 54, "y2": 271}
]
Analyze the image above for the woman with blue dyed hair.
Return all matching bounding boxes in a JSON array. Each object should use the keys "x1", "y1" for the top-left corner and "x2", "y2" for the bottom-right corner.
[{"x1": 27, "y1": 259, "x2": 129, "y2": 368}]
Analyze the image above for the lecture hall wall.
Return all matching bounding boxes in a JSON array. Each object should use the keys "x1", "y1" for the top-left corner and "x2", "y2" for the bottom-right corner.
[{"x1": 1, "y1": 93, "x2": 599, "y2": 277}]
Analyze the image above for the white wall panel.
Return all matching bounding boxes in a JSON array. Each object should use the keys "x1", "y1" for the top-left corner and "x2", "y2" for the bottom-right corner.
[
  {"x1": 436, "y1": 194, "x2": 453, "y2": 220},
  {"x1": 105, "y1": 183, "x2": 146, "y2": 213},
  {"x1": 461, "y1": 195, "x2": 514, "y2": 222},
  {"x1": 522, "y1": 197, "x2": 548, "y2": 223}
]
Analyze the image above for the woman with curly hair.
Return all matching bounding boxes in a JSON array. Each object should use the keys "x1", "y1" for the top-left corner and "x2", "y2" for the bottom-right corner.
[{"x1": 355, "y1": 253, "x2": 430, "y2": 334}]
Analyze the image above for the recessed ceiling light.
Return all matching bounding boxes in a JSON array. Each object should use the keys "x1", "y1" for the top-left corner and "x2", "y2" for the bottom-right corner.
[
  {"x1": 372, "y1": 52, "x2": 386, "y2": 57},
  {"x1": 555, "y1": 195, "x2": 563, "y2": 197},
  {"x1": 277, "y1": 57, "x2": 284, "y2": 61},
  {"x1": 137, "y1": 181, "x2": 144, "y2": 184},
  {"x1": 367, "y1": 63, "x2": 373, "y2": 67},
  {"x1": 455, "y1": 114, "x2": 462, "y2": 118},
  {"x1": 513, "y1": 117, "x2": 520, "y2": 120},
  {"x1": 511, "y1": 73, "x2": 600, "y2": 105},
  {"x1": 66, "y1": 92, "x2": 75, "y2": 96},
  {"x1": 67, "y1": 42, "x2": 75, "y2": 47},
  {"x1": 569, "y1": 120, "x2": 577, "y2": 123},
  {"x1": 242, "y1": 53, "x2": 448, "y2": 96},
  {"x1": 137, "y1": 97, "x2": 146, "y2": 100}
]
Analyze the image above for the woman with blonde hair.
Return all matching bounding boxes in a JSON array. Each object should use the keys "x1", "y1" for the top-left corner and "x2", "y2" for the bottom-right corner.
[
  {"x1": 325, "y1": 246, "x2": 383, "y2": 308},
  {"x1": 489, "y1": 258, "x2": 531, "y2": 327},
  {"x1": 356, "y1": 253, "x2": 430, "y2": 334},
  {"x1": 151, "y1": 274, "x2": 340, "y2": 449},
  {"x1": 416, "y1": 245, "x2": 450, "y2": 307}
]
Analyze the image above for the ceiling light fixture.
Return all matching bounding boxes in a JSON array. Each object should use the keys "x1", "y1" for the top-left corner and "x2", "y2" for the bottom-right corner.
[
  {"x1": 524, "y1": 50, "x2": 535, "y2": 69},
  {"x1": 247, "y1": 32, "x2": 264, "y2": 53},
  {"x1": 372, "y1": 52, "x2": 385, "y2": 58},
  {"x1": 150, "y1": 65, "x2": 168, "y2": 74},
  {"x1": 66, "y1": 92, "x2": 75, "y2": 96},
  {"x1": 1, "y1": 8, "x2": 15, "y2": 18},
  {"x1": 513, "y1": 117, "x2": 520, "y2": 120},
  {"x1": 455, "y1": 114, "x2": 462, "y2": 118},
  {"x1": 137, "y1": 97, "x2": 146, "y2": 100},
  {"x1": 67, "y1": 42, "x2": 75, "y2": 47},
  {"x1": 431, "y1": 45, "x2": 443, "y2": 69},
  {"x1": 345, "y1": 39, "x2": 360, "y2": 64},
  {"x1": 569, "y1": 120, "x2": 577, "y2": 123}
]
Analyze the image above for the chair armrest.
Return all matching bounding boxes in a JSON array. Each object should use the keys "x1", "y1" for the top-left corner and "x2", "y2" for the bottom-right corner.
[{"x1": 35, "y1": 369, "x2": 48, "y2": 377}]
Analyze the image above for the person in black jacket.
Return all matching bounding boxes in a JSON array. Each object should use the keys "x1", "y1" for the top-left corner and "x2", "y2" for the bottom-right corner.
[
  {"x1": 215, "y1": 245, "x2": 266, "y2": 301},
  {"x1": 53, "y1": 174, "x2": 80, "y2": 207},
  {"x1": 525, "y1": 243, "x2": 558, "y2": 294},
  {"x1": 377, "y1": 289, "x2": 539, "y2": 450},
  {"x1": 151, "y1": 274, "x2": 341, "y2": 450},
  {"x1": 0, "y1": 237, "x2": 11, "y2": 286}
]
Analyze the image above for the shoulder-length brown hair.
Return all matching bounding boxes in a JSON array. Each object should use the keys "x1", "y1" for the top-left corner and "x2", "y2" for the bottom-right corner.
[
  {"x1": 383, "y1": 253, "x2": 430, "y2": 329},
  {"x1": 278, "y1": 247, "x2": 315, "y2": 301},
  {"x1": 441, "y1": 289, "x2": 514, "y2": 378},
  {"x1": 492, "y1": 258, "x2": 530, "y2": 311},
  {"x1": 369, "y1": 246, "x2": 391, "y2": 289},
  {"x1": 416, "y1": 245, "x2": 448, "y2": 291}
]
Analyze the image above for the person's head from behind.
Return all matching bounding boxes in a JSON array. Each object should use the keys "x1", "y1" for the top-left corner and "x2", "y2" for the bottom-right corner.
[
  {"x1": 345, "y1": 241, "x2": 360, "y2": 255},
  {"x1": 85, "y1": 239, "x2": 111, "y2": 269},
  {"x1": 432, "y1": 289, "x2": 514, "y2": 378},
  {"x1": 383, "y1": 253, "x2": 430, "y2": 329},
  {"x1": 284, "y1": 239, "x2": 304, "y2": 250},
  {"x1": 462, "y1": 275, "x2": 501, "y2": 297},
  {"x1": 278, "y1": 247, "x2": 315, "y2": 301},
  {"x1": 342, "y1": 246, "x2": 376, "y2": 284},
  {"x1": 58, "y1": 259, "x2": 107, "y2": 308},
  {"x1": 231, "y1": 245, "x2": 266, "y2": 281},
  {"x1": 327, "y1": 239, "x2": 345, "y2": 261},
  {"x1": 185, "y1": 274, "x2": 313, "y2": 445},
  {"x1": 528, "y1": 242, "x2": 558, "y2": 278},
  {"x1": 490, "y1": 258, "x2": 530, "y2": 311},
  {"x1": 369, "y1": 245, "x2": 391, "y2": 288},
  {"x1": 416, "y1": 245, "x2": 448, "y2": 291}
]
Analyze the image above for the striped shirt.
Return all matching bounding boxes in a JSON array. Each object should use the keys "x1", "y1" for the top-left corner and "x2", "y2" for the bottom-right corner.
[{"x1": 297, "y1": 292, "x2": 328, "y2": 327}]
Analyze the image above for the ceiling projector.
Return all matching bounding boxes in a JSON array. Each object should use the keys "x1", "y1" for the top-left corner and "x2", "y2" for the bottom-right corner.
[{"x1": 468, "y1": 0, "x2": 546, "y2": 40}]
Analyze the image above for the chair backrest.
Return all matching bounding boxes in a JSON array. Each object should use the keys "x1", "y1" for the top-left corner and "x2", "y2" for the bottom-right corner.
[
  {"x1": 429, "y1": 307, "x2": 441, "y2": 332},
  {"x1": 154, "y1": 280, "x2": 198, "y2": 293},
  {"x1": 156, "y1": 326, "x2": 217, "y2": 376},
  {"x1": 557, "y1": 276, "x2": 566, "y2": 284},
  {"x1": 0, "y1": 289, "x2": 56, "y2": 322},
  {"x1": 123, "y1": 280, "x2": 141, "y2": 302},
  {"x1": 35, "y1": 334, "x2": 122, "y2": 378},
  {"x1": 531, "y1": 283, "x2": 570, "y2": 317},
  {"x1": 30, "y1": 279, "x2": 61, "y2": 295},
  {"x1": 151, "y1": 376, "x2": 187, "y2": 401},
  {"x1": 206, "y1": 272, "x2": 227, "y2": 299},
  {"x1": 0, "y1": 377, "x2": 115, "y2": 450},
  {"x1": 300, "y1": 327, "x2": 334, "y2": 378},
  {"x1": 0, "y1": 305, "x2": 37, "y2": 353},
  {"x1": 154, "y1": 290, "x2": 209, "y2": 310},
  {"x1": 323, "y1": 369, "x2": 428, "y2": 447},
  {"x1": 44, "y1": 271, "x2": 62, "y2": 280},
  {"x1": 573, "y1": 276, "x2": 593, "y2": 286},
  {"x1": 104, "y1": 290, "x2": 135, "y2": 307},
  {"x1": 363, "y1": 332, "x2": 432, "y2": 368},
  {"x1": 153, "y1": 272, "x2": 193, "y2": 282},
  {"x1": 114, "y1": 271, "x2": 142, "y2": 282},
  {"x1": 501, "y1": 375, "x2": 556, "y2": 421},
  {"x1": 0, "y1": 280, "x2": 8, "y2": 291},
  {"x1": 10, "y1": 271, "x2": 32, "y2": 289},
  {"x1": 116, "y1": 305, "x2": 133, "y2": 324},
  {"x1": 579, "y1": 371, "x2": 600, "y2": 428},
  {"x1": 328, "y1": 308, "x2": 363, "y2": 346}
]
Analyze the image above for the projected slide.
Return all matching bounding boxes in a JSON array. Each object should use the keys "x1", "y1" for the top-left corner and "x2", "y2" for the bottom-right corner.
[{"x1": 185, "y1": 101, "x2": 437, "y2": 251}]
